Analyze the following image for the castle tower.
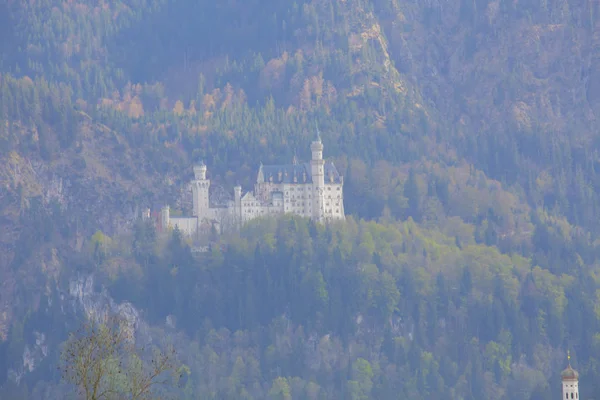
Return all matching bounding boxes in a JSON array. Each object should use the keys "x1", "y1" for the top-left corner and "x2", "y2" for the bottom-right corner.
[
  {"x1": 310, "y1": 128, "x2": 325, "y2": 222},
  {"x1": 192, "y1": 162, "x2": 210, "y2": 220},
  {"x1": 561, "y1": 351, "x2": 579, "y2": 400},
  {"x1": 234, "y1": 185, "x2": 242, "y2": 225},
  {"x1": 160, "y1": 205, "x2": 170, "y2": 231}
]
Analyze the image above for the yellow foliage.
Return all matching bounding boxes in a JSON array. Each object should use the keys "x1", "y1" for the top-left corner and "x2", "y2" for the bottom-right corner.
[
  {"x1": 294, "y1": 49, "x2": 304, "y2": 65},
  {"x1": 221, "y1": 83, "x2": 234, "y2": 110},
  {"x1": 188, "y1": 100, "x2": 197, "y2": 116},
  {"x1": 91, "y1": 230, "x2": 111, "y2": 248},
  {"x1": 512, "y1": 101, "x2": 532, "y2": 131},
  {"x1": 202, "y1": 93, "x2": 216, "y2": 111},
  {"x1": 260, "y1": 53, "x2": 288, "y2": 90},
  {"x1": 173, "y1": 100, "x2": 185, "y2": 116},
  {"x1": 535, "y1": 170, "x2": 553, "y2": 193},
  {"x1": 100, "y1": 98, "x2": 113, "y2": 107},
  {"x1": 8, "y1": 151, "x2": 21, "y2": 164},
  {"x1": 300, "y1": 79, "x2": 312, "y2": 111},
  {"x1": 20, "y1": 76, "x2": 34, "y2": 87},
  {"x1": 128, "y1": 96, "x2": 144, "y2": 118}
]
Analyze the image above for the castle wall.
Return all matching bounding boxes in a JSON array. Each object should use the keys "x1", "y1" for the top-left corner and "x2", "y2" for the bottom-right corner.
[
  {"x1": 168, "y1": 217, "x2": 198, "y2": 236},
  {"x1": 241, "y1": 193, "x2": 259, "y2": 223},
  {"x1": 255, "y1": 182, "x2": 281, "y2": 203},
  {"x1": 282, "y1": 184, "x2": 312, "y2": 217},
  {"x1": 323, "y1": 183, "x2": 344, "y2": 219},
  {"x1": 236, "y1": 180, "x2": 344, "y2": 224}
]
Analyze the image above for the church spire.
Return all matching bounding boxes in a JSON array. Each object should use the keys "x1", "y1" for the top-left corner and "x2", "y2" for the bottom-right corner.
[{"x1": 561, "y1": 349, "x2": 579, "y2": 400}]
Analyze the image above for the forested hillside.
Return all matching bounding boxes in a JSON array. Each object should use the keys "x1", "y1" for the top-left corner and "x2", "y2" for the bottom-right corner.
[{"x1": 1, "y1": 0, "x2": 600, "y2": 399}]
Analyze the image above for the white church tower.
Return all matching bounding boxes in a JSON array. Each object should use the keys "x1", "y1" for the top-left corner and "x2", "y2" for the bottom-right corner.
[
  {"x1": 310, "y1": 130, "x2": 325, "y2": 222},
  {"x1": 561, "y1": 351, "x2": 579, "y2": 400},
  {"x1": 192, "y1": 162, "x2": 210, "y2": 221}
]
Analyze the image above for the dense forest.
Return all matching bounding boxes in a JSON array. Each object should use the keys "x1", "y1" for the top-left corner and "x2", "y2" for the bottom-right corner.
[{"x1": 1, "y1": 0, "x2": 600, "y2": 398}]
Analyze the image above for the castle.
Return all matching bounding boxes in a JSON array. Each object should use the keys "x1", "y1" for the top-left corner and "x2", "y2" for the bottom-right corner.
[{"x1": 158, "y1": 133, "x2": 345, "y2": 236}]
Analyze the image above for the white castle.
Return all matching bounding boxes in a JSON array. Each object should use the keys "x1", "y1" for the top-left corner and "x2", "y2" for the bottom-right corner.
[{"x1": 158, "y1": 133, "x2": 345, "y2": 236}]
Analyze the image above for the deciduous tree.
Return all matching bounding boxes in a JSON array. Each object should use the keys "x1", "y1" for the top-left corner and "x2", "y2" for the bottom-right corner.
[{"x1": 60, "y1": 315, "x2": 180, "y2": 400}]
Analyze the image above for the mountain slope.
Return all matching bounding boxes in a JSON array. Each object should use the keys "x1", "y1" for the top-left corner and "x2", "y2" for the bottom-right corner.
[{"x1": 1, "y1": 0, "x2": 600, "y2": 399}]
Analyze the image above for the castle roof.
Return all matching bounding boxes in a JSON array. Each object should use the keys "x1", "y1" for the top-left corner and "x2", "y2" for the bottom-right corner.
[
  {"x1": 241, "y1": 191, "x2": 256, "y2": 201},
  {"x1": 258, "y1": 161, "x2": 342, "y2": 184}
]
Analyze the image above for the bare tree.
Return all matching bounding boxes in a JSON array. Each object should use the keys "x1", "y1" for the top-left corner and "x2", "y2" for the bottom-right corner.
[{"x1": 60, "y1": 315, "x2": 180, "y2": 400}]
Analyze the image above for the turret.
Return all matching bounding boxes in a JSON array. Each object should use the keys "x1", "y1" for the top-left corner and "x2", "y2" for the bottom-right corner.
[
  {"x1": 234, "y1": 185, "x2": 242, "y2": 223},
  {"x1": 192, "y1": 162, "x2": 210, "y2": 219},
  {"x1": 194, "y1": 162, "x2": 207, "y2": 180},
  {"x1": 234, "y1": 185, "x2": 242, "y2": 203},
  {"x1": 310, "y1": 127, "x2": 325, "y2": 222},
  {"x1": 310, "y1": 131, "x2": 323, "y2": 161}
]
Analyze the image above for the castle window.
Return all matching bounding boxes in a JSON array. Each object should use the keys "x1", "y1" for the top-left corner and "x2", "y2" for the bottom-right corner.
[{"x1": 337, "y1": 187, "x2": 341, "y2": 190}]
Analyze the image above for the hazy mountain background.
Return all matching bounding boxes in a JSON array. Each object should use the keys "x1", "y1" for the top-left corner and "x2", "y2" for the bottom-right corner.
[{"x1": 1, "y1": 0, "x2": 600, "y2": 398}]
